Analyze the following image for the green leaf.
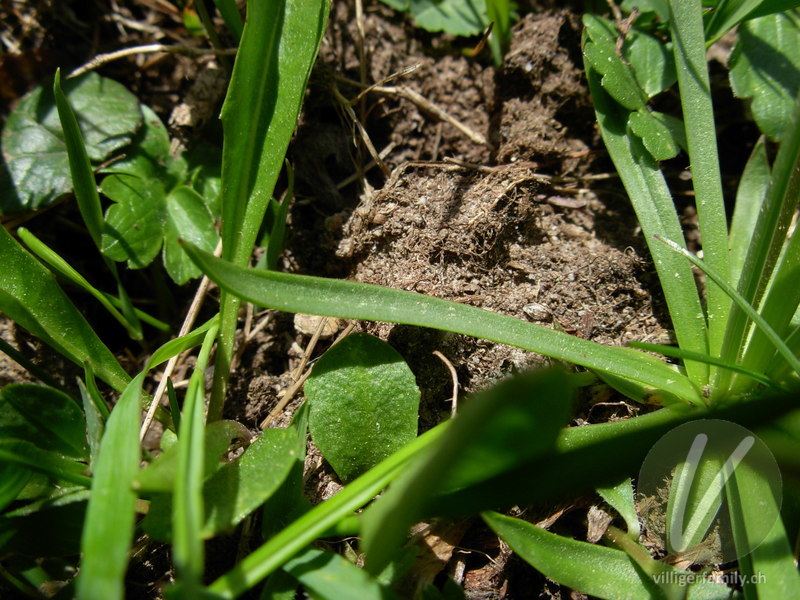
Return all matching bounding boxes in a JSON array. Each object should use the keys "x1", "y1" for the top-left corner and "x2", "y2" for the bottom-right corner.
[
  {"x1": 656, "y1": 235, "x2": 800, "y2": 378},
  {"x1": 583, "y1": 16, "x2": 649, "y2": 111},
  {"x1": 624, "y1": 28, "x2": 677, "y2": 98},
  {"x1": 410, "y1": 0, "x2": 488, "y2": 36},
  {"x1": 306, "y1": 333, "x2": 421, "y2": 482},
  {"x1": 731, "y1": 474, "x2": 800, "y2": 599},
  {"x1": 705, "y1": 0, "x2": 800, "y2": 43},
  {"x1": 628, "y1": 109, "x2": 682, "y2": 160},
  {"x1": 729, "y1": 137, "x2": 770, "y2": 287},
  {"x1": 99, "y1": 105, "x2": 218, "y2": 284},
  {"x1": 483, "y1": 511, "x2": 736, "y2": 600},
  {"x1": 0, "y1": 462, "x2": 32, "y2": 511},
  {"x1": 0, "y1": 72, "x2": 142, "y2": 213},
  {"x1": 17, "y1": 227, "x2": 142, "y2": 339},
  {"x1": 212, "y1": 0, "x2": 330, "y2": 420},
  {"x1": 145, "y1": 315, "x2": 220, "y2": 371},
  {"x1": 142, "y1": 426, "x2": 299, "y2": 541},
  {"x1": 181, "y1": 242, "x2": 703, "y2": 406},
  {"x1": 0, "y1": 226, "x2": 130, "y2": 392},
  {"x1": 729, "y1": 10, "x2": 800, "y2": 142},
  {"x1": 282, "y1": 548, "x2": 399, "y2": 600},
  {"x1": 361, "y1": 369, "x2": 573, "y2": 574},
  {"x1": 0, "y1": 438, "x2": 90, "y2": 488},
  {"x1": 584, "y1": 25, "x2": 710, "y2": 388},
  {"x1": 202, "y1": 427, "x2": 298, "y2": 537},
  {"x1": 211, "y1": 0, "x2": 244, "y2": 40},
  {"x1": 207, "y1": 425, "x2": 449, "y2": 599},
  {"x1": 425, "y1": 387, "x2": 798, "y2": 518},
  {"x1": 135, "y1": 420, "x2": 250, "y2": 493},
  {"x1": 77, "y1": 379, "x2": 105, "y2": 468},
  {"x1": 668, "y1": 0, "x2": 730, "y2": 360},
  {"x1": 0, "y1": 492, "x2": 87, "y2": 557},
  {"x1": 76, "y1": 373, "x2": 144, "y2": 600},
  {"x1": 721, "y1": 92, "x2": 800, "y2": 394},
  {"x1": 597, "y1": 477, "x2": 641, "y2": 538},
  {"x1": 172, "y1": 324, "x2": 217, "y2": 594},
  {"x1": 0, "y1": 384, "x2": 87, "y2": 459}
]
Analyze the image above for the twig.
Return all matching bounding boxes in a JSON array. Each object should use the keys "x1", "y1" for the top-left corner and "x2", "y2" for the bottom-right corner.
[
  {"x1": 432, "y1": 350, "x2": 459, "y2": 416},
  {"x1": 371, "y1": 85, "x2": 488, "y2": 146},
  {"x1": 69, "y1": 44, "x2": 237, "y2": 78},
  {"x1": 260, "y1": 322, "x2": 356, "y2": 429}
]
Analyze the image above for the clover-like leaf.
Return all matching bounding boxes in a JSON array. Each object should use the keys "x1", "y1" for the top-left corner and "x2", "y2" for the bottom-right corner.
[
  {"x1": 623, "y1": 29, "x2": 676, "y2": 98},
  {"x1": 583, "y1": 15, "x2": 649, "y2": 111},
  {"x1": 305, "y1": 333, "x2": 421, "y2": 483},
  {"x1": 730, "y1": 10, "x2": 800, "y2": 142},
  {"x1": 100, "y1": 106, "x2": 219, "y2": 284},
  {"x1": 0, "y1": 72, "x2": 141, "y2": 213},
  {"x1": 381, "y1": 0, "x2": 488, "y2": 36},
  {"x1": 628, "y1": 109, "x2": 684, "y2": 161}
]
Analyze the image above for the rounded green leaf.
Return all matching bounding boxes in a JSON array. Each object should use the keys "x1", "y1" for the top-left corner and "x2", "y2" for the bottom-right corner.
[
  {"x1": 305, "y1": 333, "x2": 421, "y2": 483},
  {"x1": 0, "y1": 72, "x2": 142, "y2": 213},
  {"x1": 0, "y1": 384, "x2": 87, "y2": 459},
  {"x1": 730, "y1": 11, "x2": 800, "y2": 142}
]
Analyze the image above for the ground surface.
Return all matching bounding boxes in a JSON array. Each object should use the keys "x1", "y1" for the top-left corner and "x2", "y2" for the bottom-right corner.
[{"x1": 0, "y1": 1, "x2": 756, "y2": 598}]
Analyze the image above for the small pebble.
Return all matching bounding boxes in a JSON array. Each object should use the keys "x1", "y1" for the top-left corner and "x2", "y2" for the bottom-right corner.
[{"x1": 293, "y1": 314, "x2": 341, "y2": 338}]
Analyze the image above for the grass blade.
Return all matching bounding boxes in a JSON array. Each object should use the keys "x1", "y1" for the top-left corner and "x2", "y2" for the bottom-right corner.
[
  {"x1": 361, "y1": 369, "x2": 573, "y2": 575},
  {"x1": 171, "y1": 325, "x2": 217, "y2": 595},
  {"x1": 17, "y1": 227, "x2": 142, "y2": 340},
  {"x1": 584, "y1": 37, "x2": 709, "y2": 387},
  {"x1": 668, "y1": 0, "x2": 731, "y2": 359},
  {"x1": 726, "y1": 461, "x2": 799, "y2": 599},
  {"x1": 0, "y1": 226, "x2": 129, "y2": 392},
  {"x1": 0, "y1": 439, "x2": 91, "y2": 487},
  {"x1": 728, "y1": 137, "x2": 770, "y2": 288},
  {"x1": 76, "y1": 373, "x2": 145, "y2": 600},
  {"x1": 717, "y1": 83, "x2": 800, "y2": 389},
  {"x1": 183, "y1": 241, "x2": 703, "y2": 405},
  {"x1": 207, "y1": 425, "x2": 448, "y2": 599},
  {"x1": 211, "y1": 0, "x2": 330, "y2": 421},
  {"x1": 211, "y1": 0, "x2": 243, "y2": 40},
  {"x1": 656, "y1": 235, "x2": 800, "y2": 379},
  {"x1": 52, "y1": 69, "x2": 103, "y2": 249},
  {"x1": 282, "y1": 548, "x2": 398, "y2": 600},
  {"x1": 627, "y1": 341, "x2": 783, "y2": 389}
]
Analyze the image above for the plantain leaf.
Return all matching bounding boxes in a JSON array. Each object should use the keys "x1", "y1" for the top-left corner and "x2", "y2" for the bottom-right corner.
[
  {"x1": 306, "y1": 334, "x2": 421, "y2": 483},
  {"x1": 0, "y1": 384, "x2": 87, "y2": 459}
]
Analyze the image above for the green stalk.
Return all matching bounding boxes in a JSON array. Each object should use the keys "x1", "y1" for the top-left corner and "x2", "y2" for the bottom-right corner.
[{"x1": 208, "y1": 0, "x2": 329, "y2": 420}]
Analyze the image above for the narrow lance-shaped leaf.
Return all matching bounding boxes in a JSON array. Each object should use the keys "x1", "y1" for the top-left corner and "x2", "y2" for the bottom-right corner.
[
  {"x1": 182, "y1": 241, "x2": 703, "y2": 405},
  {"x1": 211, "y1": 0, "x2": 330, "y2": 420},
  {"x1": 0, "y1": 225, "x2": 130, "y2": 392},
  {"x1": 668, "y1": 0, "x2": 730, "y2": 359},
  {"x1": 77, "y1": 373, "x2": 145, "y2": 600},
  {"x1": 583, "y1": 22, "x2": 710, "y2": 388},
  {"x1": 361, "y1": 369, "x2": 574, "y2": 574},
  {"x1": 53, "y1": 69, "x2": 143, "y2": 338},
  {"x1": 483, "y1": 512, "x2": 736, "y2": 600},
  {"x1": 171, "y1": 324, "x2": 217, "y2": 595}
]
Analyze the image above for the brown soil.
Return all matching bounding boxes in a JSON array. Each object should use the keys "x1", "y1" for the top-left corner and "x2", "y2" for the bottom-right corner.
[{"x1": 0, "y1": 1, "x2": 721, "y2": 599}]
